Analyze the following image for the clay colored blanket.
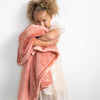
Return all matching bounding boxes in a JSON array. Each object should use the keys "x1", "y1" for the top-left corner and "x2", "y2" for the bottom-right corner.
[{"x1": 17, "y1": 24, "x2": 59, "y2": 100}]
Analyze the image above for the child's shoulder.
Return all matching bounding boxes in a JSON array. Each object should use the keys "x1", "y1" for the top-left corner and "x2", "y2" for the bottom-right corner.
[{"x1": 49, "y1": 20, "x2": 65, "y2": 36}]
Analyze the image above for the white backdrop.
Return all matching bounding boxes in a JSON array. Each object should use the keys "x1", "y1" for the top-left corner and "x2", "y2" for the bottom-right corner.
[{"x1": 0, "y1": 0, "x2": 100, "y2": 100}]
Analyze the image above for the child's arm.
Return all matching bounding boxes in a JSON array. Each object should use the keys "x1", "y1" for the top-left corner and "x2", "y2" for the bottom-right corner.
[
  {"x1": 34, "y1": 38, "x2": 58, "y2": 46},
  {"x1": 36, "y1": 29, "x2": 60, "y2": 42}
]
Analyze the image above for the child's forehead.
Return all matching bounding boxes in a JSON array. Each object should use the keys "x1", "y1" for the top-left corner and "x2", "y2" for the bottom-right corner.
[{"x1": 34, "y1": 11, "x2": 51, "y2": 20}]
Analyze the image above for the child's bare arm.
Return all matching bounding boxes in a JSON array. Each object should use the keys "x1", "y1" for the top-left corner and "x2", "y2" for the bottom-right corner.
[
  {"x1": 36, "y1": 29, "x2": 60, "y2": 42},
  {"x1": 34, "y1": 38, "x2": 58, "y2": 46}
]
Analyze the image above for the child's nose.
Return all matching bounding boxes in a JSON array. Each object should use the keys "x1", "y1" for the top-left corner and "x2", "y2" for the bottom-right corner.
[{"x1": 40, "y1": 22, "x2": 44, "y2": 26}]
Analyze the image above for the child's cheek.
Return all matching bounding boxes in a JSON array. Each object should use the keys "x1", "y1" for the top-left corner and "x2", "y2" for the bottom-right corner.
[{"x1": 46, "y1": 22, "x2": 50, "y2": 29}]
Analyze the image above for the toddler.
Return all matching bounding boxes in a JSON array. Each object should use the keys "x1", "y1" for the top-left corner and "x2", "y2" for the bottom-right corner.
[{"x1": 26, "y1": 0, "x2": 68, "y2": 99}]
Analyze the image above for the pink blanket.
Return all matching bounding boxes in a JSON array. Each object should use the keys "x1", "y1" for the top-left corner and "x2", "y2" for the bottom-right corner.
[{"x1": 17, "y1": 24, "x2": 59, "y2": 100}]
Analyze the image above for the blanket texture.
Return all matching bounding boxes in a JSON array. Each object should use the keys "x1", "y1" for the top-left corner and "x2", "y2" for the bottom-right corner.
[{"x1": 17, "y1": 24, "x2": 60, "y2": 100}]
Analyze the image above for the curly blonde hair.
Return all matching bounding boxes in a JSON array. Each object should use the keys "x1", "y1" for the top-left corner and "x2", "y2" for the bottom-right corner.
[{"x1": 26, "y1": 0, "x2": 59, "y2": 23}]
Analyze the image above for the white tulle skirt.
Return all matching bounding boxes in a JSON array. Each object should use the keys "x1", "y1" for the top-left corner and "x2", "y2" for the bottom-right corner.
[{"x1": 38, "y1": 55, "x2": 68, "y2": 100}]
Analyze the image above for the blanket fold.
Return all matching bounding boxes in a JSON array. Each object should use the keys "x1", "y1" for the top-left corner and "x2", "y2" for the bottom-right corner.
[{"x1": 17, "y1": 24, "x2": 59, "y2": 100}]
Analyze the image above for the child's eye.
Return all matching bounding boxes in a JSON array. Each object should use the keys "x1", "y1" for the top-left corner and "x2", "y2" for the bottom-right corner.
[
  {"x1": 43, "y1": 20, "x2": 47, "y2": 22},
  {"x1": 36, "y1": 21, "x2": 40, "y2": 23}
]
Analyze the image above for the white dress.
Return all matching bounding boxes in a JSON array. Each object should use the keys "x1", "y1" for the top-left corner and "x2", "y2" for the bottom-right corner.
[{"x1": 38, "y1": 21, "x2": 68, "y2": 100}]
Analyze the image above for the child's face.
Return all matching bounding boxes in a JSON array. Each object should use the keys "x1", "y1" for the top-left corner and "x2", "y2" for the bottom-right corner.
[{"x1": 33, "y1": 10, "x2": 52, "y2": 29}]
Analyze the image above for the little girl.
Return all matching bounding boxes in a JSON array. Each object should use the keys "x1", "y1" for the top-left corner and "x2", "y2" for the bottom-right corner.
[{"x1": 26, "y1": 0, "x2": 68, "y2": 99}]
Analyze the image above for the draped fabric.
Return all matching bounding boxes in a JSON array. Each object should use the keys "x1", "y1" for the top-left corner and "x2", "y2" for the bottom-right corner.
[
  {"x1": 38, "y1": 21, "x2": 68, "y2": 100},
  {"x1": 17, "y1": 24, "x2": 60, "y2": 100}
]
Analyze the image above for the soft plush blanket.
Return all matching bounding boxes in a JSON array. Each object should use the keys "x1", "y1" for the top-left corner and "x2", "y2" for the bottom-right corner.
[{"x1": 17, "y1": 24, "x2": 60, "y2": 100}]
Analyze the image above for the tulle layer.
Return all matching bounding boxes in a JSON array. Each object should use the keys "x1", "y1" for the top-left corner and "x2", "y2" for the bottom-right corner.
[{"x1": 38, "y1": 88, "x2": 68, "y2": 100}]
